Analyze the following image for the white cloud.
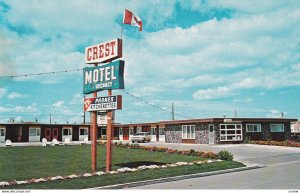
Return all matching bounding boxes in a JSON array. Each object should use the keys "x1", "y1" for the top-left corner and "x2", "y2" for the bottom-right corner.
[
  {"x1": 0, "y1": 88, "x2": 7, "y2": 97},
  {"x1": 0, "y1": 103, "x2": 39, "y2": 113},
  {"x1": 193, "y1": 86, "x2": 234, "y2": 100},
  {"x1": 259, "y1": 92, "x2": 265, "y2": 96},
  {"x1": 233, "y1": 98, "x2": 252, "y2": 103},
  {"x1": 69, "y1": 94, "x2": 83, "y2": 105},
  {"x1": 7, "y1": 92, "x2": 28, "y2": 99},
  {"x1": 266, "y1": 109, "x2": 286, "y2": 118},
  {"x1": 52, "y1": 100, "x2": 64, "y2": 107},
  {"x1": 181, "y1": 0, "x2": 300, "y2": 15}
]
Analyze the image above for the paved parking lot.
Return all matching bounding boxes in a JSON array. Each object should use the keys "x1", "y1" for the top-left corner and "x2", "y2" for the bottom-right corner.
[
  {"x1": 133, "y1": 142, "x2": 300, "y2": 189},
  {"x1": 140, "y1": 142, "x2": 300, "y2": 162}
]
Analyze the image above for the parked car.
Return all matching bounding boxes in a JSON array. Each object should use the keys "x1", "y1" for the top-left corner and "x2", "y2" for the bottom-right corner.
[{"x1": 131, "y1": 132, "x2": 151, "y2": 143}]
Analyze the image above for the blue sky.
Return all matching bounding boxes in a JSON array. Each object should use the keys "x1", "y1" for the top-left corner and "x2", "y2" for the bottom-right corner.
[{"x1": 0, "y1": 0, "x2": 300, "y2": 124}]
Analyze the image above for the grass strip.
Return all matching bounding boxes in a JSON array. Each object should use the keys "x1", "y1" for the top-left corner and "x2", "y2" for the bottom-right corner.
[{"x1": 5, "y1": 161, "x2": 244, "y2": 189}]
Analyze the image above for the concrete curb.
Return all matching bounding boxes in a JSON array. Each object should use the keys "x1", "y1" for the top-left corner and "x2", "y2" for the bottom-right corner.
[{"x1": 89, "y1": 164, "x2": 264, "y2": 190}]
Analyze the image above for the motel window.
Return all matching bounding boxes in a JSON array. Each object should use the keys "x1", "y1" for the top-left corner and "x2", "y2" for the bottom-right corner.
[
  {"x1": 0, "y1": 128, "x2": 5, "y2": 136},
  {"x1": 220, "y1": 124, "x2": 242, "y2": 141},
  {"x1": 159, "y1": 128, "x2": 165, "y2": 135},
  {"x1": 80, "y1": 128, "x2": 88, "y2": 135},
  {"x1": 101, "y1": 128, "x2": 106, "y2": 136},
  {"x1": 129, "y1": 128, "x2": 134, "y2": 135},
  {"x1": 63, "y1": 128, "x2": 72, "y2": 135},
  {"x1": 182, "y1": 125, "x2": 195, "y2": 139},
  {"x1": 270, "y1": 124, "x2": 284, "y2": 132},
  {"x1": 246, "y1": 124, "x2": 262, "y2": 132},
  {"x1": 119, "y1": 128, "x2": 123, "y2": 135},
  {"x1": 150, "y1": 128, "x2": 156, "y2": 135},
  {"x1": 29, "y1": 128, "x2": 40, "y2": 136}
]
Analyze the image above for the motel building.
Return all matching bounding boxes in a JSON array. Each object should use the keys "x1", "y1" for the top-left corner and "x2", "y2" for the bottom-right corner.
[
  {"x1": 0, "y1": 122, "x2": 90, "y2": 143},
  {"x1": 0, "y1": 117, "x2": 297, "y2": 144}
]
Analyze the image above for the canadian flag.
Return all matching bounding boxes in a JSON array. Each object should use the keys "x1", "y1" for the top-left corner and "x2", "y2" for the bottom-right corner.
[{"x1": 123, "y1": 9, "x2": 142, "y2": 31}]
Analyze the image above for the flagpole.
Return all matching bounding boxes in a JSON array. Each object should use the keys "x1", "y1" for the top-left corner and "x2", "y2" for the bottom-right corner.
[{"x1": 120, "y1": 24, "x2": 124, "y2": 40}]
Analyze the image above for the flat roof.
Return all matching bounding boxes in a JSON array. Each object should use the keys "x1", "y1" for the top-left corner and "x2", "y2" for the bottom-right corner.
[
  {"x1": 1, "y1": 117, "x2": 298, "y2": 127},
  {"x1": 0, "y1": 122, "x2": 90, "y2": 126},
  {"x1": 160, "y1": 118, "x2": 298, "y2": 124}
]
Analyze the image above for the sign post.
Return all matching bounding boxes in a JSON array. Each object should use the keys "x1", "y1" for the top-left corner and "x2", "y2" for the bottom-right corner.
[
  {"x1": 91, "y1": 64, "x2": 98, "y2": 172},
  {"x1": 84, "y1": 39, "x2": 124, "y2": 173},
  {"x1": 106, "y1": 89, "x2": 113, "y2": 172}
]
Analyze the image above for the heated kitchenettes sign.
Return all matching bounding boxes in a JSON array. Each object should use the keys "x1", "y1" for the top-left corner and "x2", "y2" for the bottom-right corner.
[
  {"x1": 83, "y1": 60, "x2": 125, "y2": 94},
  {"x1": 84, "y1": 95, "x2": 122, "y2": 112}
]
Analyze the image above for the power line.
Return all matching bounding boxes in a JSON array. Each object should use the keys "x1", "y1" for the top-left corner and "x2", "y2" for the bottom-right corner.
[
  {"x1": 0, "y1": 68, "x2": 194, "y2": 120},
  {"x1": 0, "y1": 68, "x2": 83, "y2": 79},
  {"x1": 0, "y1": 113, "x2": 82, "y2": 117},
  {"x1": 121, "y1": 89, "x2": 194, "y2": 119}
]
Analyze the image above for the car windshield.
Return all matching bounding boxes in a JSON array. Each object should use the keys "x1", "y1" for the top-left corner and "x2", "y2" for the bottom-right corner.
[{"x1": 135, "y1": 133, "x2": 144, "y2": 136}]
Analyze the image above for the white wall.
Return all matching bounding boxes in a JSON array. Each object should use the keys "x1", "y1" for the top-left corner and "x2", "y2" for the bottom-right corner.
[{"x1": 159, "y1": 128, "x2": 165, "y2": 142}]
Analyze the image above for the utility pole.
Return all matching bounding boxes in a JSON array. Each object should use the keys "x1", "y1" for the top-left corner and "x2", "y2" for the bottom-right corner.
[
  {"x1": 83, "y1": 112, "x2": 86, "y2": 124},
  {"x1": 234, "y1": 109, "x2": 237, "y2": 118},
  {"x1": 172, "y1": 102, "x2": 174, "y2": 120},
  {"x1": 49, "y1": 113, "x2": 52, "y2": 124}
]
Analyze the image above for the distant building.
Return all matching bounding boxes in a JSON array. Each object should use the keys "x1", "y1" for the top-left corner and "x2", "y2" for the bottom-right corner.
[
  {"x1": 0, "y1": 117, "x2": 297, "y2": 144},
  {"x1": 291, "y1": 122, "x2": 300, "y2": 134}
]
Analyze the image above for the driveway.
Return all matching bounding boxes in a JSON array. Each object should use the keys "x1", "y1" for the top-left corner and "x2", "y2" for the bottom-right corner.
[
  {"x1": 131, "y1": 142, "x2": 300, "y2": 189},
  {"x1": 140, "y1": 142, "x2": 300, "y2": 163}
]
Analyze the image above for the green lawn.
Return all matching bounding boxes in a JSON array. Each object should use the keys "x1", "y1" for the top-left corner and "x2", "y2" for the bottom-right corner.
[{"x1": 0, "y1": 145, "x2": 245, "y2": 189}]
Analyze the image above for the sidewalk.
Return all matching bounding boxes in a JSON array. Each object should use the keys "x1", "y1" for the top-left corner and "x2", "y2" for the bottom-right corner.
[{"x1": 89, "y1": 161, "x2": 263, "y2": 190}]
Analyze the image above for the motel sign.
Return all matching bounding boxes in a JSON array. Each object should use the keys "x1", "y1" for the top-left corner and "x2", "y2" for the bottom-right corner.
[
  {"x1": 83, "y1": 60, "x2": 125, "y2": 94},
  {"x1": 85, "y1": 39, "x2": 122, "y2": 64}
]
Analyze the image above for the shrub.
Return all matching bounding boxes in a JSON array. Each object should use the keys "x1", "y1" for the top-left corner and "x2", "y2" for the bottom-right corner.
[
  {"x1": 179, "y1": 150, "x2": 190, "y2": 156},
  {"x1": 189, "y1": 149, "x2": 196, "y2": 156},
  {"x1": 156, "y1": 147, "x2": 168, "y2": 152},
  {"x1": 217, "y1": 150, "x2": 233, "y2": 161},
  {"x1": 196, "y1": 151, "x2": 205, "y2": 157},
  {"x1": 291, "y1": 135, "x2": 300, "y2": 142},
  {"x1": 166, "y1": 149, "x2": 177, "y2": 154},
  {"x1": 98, "y1": 141, "x2": 106, "y2": 145},
  {"x1": 243, "y1": 137, "x2": 251, "y2": 144},
  {"x1": 124, "y1": 143, "x2": 130, "y2": 148},
  {"x1": 130, "y1": 143, "x2": 139, "y2": 149}
]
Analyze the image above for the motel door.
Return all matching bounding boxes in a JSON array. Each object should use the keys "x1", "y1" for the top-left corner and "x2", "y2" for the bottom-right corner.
[
  {"x1": 123, "y1": 127, "x2": 129, "y2": 140},
  {"x1": 45, "y1": 128, "x2": 51, "y2": 141},
  {"x1": 0, "y1": 127, "x2": 5, "y2": 143},
  {"x1": 209, "y1": 125, "x2": 215, "y2": 144},
  {"x1": 53, "y1": 128, "x2": 59, "y2": 140}
]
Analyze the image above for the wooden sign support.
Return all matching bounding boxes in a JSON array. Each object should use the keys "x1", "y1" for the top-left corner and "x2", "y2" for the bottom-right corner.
[
  {"x1": 91, "y1": 63, "x2": 98, "y2": 172},
  {"x1": 106, "y1": 90, "x2": 113, "y2": 171}
]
